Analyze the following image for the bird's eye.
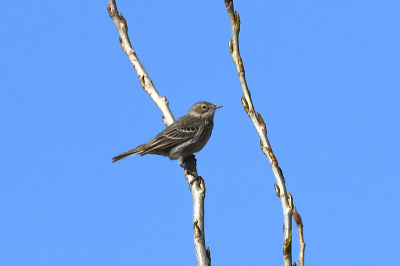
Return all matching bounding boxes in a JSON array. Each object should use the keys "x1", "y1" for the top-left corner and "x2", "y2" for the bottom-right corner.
[{"x1": 201, "y1": 105, "x2": 207, "y2": 110}]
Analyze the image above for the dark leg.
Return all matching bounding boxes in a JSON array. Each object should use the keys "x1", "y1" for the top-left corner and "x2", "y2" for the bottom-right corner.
[
  {"x1": 178, "y1": 157, "x2": 185, "y2": 168},
  {"x1": 182, "y1": 155, "x2": 198, "y2": 185}
]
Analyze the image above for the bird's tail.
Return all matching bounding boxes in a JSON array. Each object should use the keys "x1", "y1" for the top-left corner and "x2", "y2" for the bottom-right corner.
[{"x1": 111, "y1": 144, "x2": 147, "y2": 163}]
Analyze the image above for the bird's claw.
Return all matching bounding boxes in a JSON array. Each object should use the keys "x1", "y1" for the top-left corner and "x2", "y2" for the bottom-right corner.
[
  {"x1": 184, "y1": 167, "x2": 199, "y2": 186},
  {"x1": 180, "y1": 156, "x2": 199, "y2": 186}
]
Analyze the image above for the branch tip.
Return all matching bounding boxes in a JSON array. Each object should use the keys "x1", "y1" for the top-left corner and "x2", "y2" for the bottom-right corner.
[
  {"x1": 206, "y1": 247, "x2": 211, "y2": 260},
  {"x1": 294, "y1": 206, "x2": 305, "y2": 266},
  {"x1": 224, "y1": 0, "x2": 233, "y2": 10},
  {"x1": 293, "y1": 207, "x2": 303, "y2": 227}
]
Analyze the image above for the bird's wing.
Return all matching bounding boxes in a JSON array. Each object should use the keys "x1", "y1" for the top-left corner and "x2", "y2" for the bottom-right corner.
[
  {"x1": 141, "y1": 116, "x2": 204, "y2": 154},
  {"x1": 164, "y1": 116, "x2": 204, "y2": 139}
]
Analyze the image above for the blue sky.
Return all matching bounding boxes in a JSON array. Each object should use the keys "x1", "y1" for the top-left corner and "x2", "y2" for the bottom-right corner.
[{"x1": 1, "y1": 1, "x2": 399, "y2": 265}]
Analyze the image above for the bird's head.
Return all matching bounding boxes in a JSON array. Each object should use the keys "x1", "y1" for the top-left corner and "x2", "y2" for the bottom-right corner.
[{"x1": 188, "y1": 101, "x2": 222, "y2": 118}]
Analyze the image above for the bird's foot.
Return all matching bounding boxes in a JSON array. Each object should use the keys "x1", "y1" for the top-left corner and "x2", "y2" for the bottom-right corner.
[
  {"x1": 179, "y1": 155, "x2": 197, "y2": 168},
  {"x1": 180, "y1": 156, "x2": 199, "y2": 186},
  {"x1": 184, "y1": 167, "x2": 198, "y2": 178},
  {"x1": 184, "y1": 167, "x2": 199, "y2": 186}
]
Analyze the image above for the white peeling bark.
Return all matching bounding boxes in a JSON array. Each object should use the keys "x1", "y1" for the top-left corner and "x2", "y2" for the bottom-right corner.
[{"x1": 108, "y1": 1, "x2": 210, "y2": 265}]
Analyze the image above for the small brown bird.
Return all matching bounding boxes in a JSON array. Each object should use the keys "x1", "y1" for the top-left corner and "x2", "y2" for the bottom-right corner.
[{"x1": 111, "y1": 101, "x2": 222, "y2": 167}]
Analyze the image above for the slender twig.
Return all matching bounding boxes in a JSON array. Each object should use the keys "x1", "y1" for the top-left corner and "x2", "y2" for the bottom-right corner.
[
  {"x1": 294, "y1": 207, "x2": 305, "y2": 266},
  {"x1": 107, "y1": 0, "x2": 174, "y2": 126},
  {"x1": 185, "y1": 157, "x2": 211, "y2": 266},
  {"x1": 224, "y1": 1, "x2": 294, "y2": 265},
  {"x1": 107, "y1": 1, "x2": 210, "y2": 265}
]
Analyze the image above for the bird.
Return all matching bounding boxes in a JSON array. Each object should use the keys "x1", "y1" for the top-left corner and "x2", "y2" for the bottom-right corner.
[{"x1": 111, "y1": 101, "x2": 222, "y2": 167}]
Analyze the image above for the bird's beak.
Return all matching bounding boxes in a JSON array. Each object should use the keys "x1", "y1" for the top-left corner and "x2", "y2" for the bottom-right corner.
[{"x1": 215, "y1": 105, "x2": 222, "y2": 109}]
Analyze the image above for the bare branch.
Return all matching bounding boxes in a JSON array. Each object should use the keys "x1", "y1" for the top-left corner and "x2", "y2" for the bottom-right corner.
[
  {"x1": 224, "y1": 1, "x2": 294, "y2": 265},
  {"x1": 184, "y1": 156, "x2": 211, "y2": 266},
  {"x1": 107, "y1": 1, "x2": 210, "y2": 265},
  {"x1": 294, "y1": 207, "x2": 305, "y2": 266},
  {"x1": 107, "y1": 0, "x2": 174, "y2": 126}
]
